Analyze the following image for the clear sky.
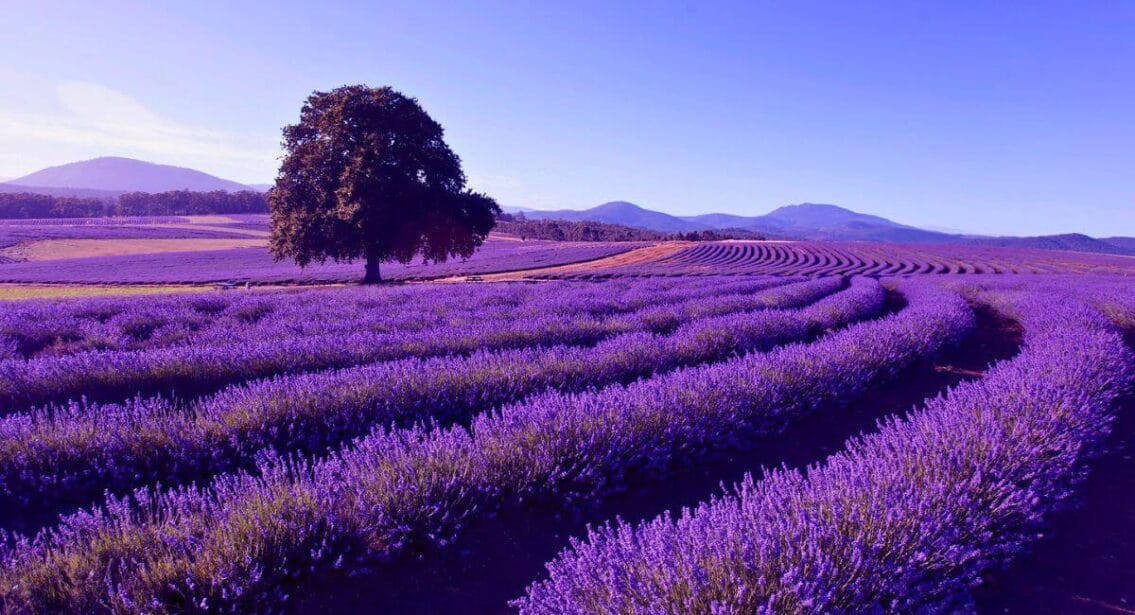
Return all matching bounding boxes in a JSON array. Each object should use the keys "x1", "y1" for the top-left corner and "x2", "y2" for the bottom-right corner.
[{"x1": 1, "y1": 1, "x2": 1132, "y2": 236}]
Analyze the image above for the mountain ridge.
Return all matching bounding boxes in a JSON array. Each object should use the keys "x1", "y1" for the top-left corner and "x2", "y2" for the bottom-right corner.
[
  {"x1": 516, "y1": 201, "x2": 1135, "y2": 256},
  {"x1": 4, "y1": 157, "x2": 256, "y2": 193},
  {"x1": 522, "y1": 201, "x2": 707, "y2": 233},
  {"x1": 8, "y1": 159, "x2": 1131, "y2": 255}
]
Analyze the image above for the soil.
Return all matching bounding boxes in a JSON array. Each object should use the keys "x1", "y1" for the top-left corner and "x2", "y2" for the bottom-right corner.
[
  {"x1": 290, "y1": 303, "x2": 1023, "y2": 614},
  {"x1": 4, "y1": 237, "x2": 266, "y2": 261},
  {"x1": 124, "y1": 222, "x2": 270, "y2": 238},
  {"x1": 971, "y1": 328, "x2": 1135, "y2": 615},
  {"x1": 443, "y1": 242, "x2": 690, "y2": 282}
]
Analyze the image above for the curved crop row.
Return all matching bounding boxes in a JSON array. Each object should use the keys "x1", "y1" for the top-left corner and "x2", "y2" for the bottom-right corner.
[
  {"x1": 0, "y1": 277, "x2": 825, "y2": 412},
  {"x1": 568, "y1": 241, "x2": 1135, "y2": 278},
  {"x1": 0, "y1": 280, "x2": 974, "y2": 612},
  {"x1": 517, "y1": 290, "x2": 1134, "y2": 613},
  {"x1": 0, "y1": 276, "x2": 791, "y2": 361},
  {"x1": 0, "y1": 278, "x2": 885, "y2": 527},
  {"x1": 938, "y1": 274, "x2": 1135, "y2": 332}
]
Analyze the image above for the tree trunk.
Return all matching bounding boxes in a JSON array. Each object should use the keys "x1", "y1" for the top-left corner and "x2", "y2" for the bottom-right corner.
[{"x1": 363, "y1": 248, "x2": 382, "y2": 284}]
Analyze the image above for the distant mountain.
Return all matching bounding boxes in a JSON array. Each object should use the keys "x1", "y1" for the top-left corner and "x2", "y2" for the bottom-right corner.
[
  {"x1": 515, "y1": 201, "x2": 1135, "y2": 256},
  {"x1": 539, "y1": 201, "x2": 955, "y2": 243},
  {"x1": 524, "y1": 201, "x2": 710, "y2": 233},
  {"x1": 500, "y1": 205, "x2": 539, "y2": 214},
  {"x1": 4, "y1": 157, "x2": 254, "y2": 193},
  {"x1": 968, "y1": 233, "x2": 1135, "y2": 256},
  {"x1": 722, "y1": 203, "x2": 957, "y2": 243},
  {"x1": 759, "y1": 203, "x2": 900, "y2": 228},
  {"x1": 247, "y1": 184, "x2": 275, "y2": 193}
]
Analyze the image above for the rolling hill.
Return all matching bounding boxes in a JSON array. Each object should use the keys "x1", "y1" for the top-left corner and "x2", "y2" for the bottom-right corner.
[
  {"x1": 518, "y1": 201, "x2": 948, "y2": 241},
  {"x1": 4, "y1": 157, "x2": 254, "y2": 193},
  {"x1": 523, "y1": 201, "x2": 708, "y2": 233},
  {"x1": 515, "y1": 201, "x2": 1135, "y2": 256},
  {"x1": 966, "y1": 233, "x2": 1135, "y2": 255},
  {"x1": 700, "y1": 203, "x2": 957, "y2": 243},
  {"x1": 5, "y1": 158, "x2": 1130, "y2": 255}
]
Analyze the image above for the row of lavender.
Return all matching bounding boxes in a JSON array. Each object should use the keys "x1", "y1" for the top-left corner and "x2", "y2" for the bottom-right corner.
[
  {"x1": 0, "y1": 224, "x2": 240, "y2": 252},
  {"x1": 0, "y1": 279, "x2": 974, "y2": 612},
  {"x1": 0, "y1": 276, "x2": 795, "y2": 360},
  {"x1": 551, "y1": 241, "x2": 1135, "y2": 278},
  {"x1": 0, "y1": 276, "x2": 829, "y2": 410},
  {"x1": 0, "y1": 277, "x2": 866, "y2": 529},
  {"x1": 942, "y1": 273, "x2": 1135, "y2": 332},
  {"x1": 517, "y1": 281, "x2": 1135, "y2": 613}
]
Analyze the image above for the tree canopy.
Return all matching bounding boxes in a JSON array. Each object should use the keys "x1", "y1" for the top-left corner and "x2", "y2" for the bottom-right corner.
[
  {"x1": 269, "y1": 85, "x2": 499, "y2": 282},
  {"x1": 0, "y1": 190, "x2": 267, "y2": 219}
]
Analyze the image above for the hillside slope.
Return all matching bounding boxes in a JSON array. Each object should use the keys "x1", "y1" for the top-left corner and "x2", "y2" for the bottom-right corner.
[{"x1": 5, "y1": 157, "x2": 252, "y2": 193}]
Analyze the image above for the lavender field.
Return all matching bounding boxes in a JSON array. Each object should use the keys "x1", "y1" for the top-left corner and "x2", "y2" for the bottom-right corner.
[
  {"x1": 0, "y1": 240, "x2": 641, "y2": 284},
  {"x1": 5, "y1": 3, "x2": 1134, "y2": 612},
  {"x1": 0, "y1": 264, "x2": 1130, "y2": 614},
  {"x1": 0, "y1": 214, "x2": 642, "y2": 285}
]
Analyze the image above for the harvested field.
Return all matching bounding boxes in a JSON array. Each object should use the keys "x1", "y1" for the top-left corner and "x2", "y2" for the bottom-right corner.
[{"x1": 5, "y1": 237, "x2": 267, "y2": 261}]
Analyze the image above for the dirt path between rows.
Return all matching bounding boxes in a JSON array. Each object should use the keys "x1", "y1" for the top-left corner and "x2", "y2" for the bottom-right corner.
[
  {"x1": 973, "y1": 328, "x2": 1135, "y2": 614},
  {"x1": 290, "y1": 302, "x2": 1024, "y2": 614}
]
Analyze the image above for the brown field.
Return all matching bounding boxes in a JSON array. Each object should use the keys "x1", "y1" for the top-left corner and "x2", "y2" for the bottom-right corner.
[
  {"x1": 440, "y1": 241, "x2": 689, "y2": 282},
  {"x1": 182, "y1": 215, "x2": 245, "y2": 224},
  {"x1": 0, "y1": 284, "x2": 213, "y2": 300},
  {"x1": 0, "y1": 282, "x2": 350, "y2": 300},
  {"x1": 123, "y1": 223, "x2": 270, "y2": 238},
  {"x1": 4, "y1": 238, "x2": 267, "y2": 261}
]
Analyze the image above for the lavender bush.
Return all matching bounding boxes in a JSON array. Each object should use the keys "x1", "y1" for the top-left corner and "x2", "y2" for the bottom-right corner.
[
  {"x1": 0, "y1": 278, "x2": 880, "y2": 525},
  {"x1": 0, "y1": 279, "x2": 972, "y2": 612},
  {"x1": 0, "y1": 277, "x2": 832, "y2": 410},
  {"x1": 516, "y1": 289, "x2": 1133, "y2": 613},
  {"x1": 0, "y1": 275, "x2": 791, "y2": 359}
]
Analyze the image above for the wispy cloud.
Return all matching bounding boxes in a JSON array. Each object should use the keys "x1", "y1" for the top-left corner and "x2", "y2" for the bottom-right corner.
[{"x1": 0, "y1": 82, "x2": 280, "y2": 181}]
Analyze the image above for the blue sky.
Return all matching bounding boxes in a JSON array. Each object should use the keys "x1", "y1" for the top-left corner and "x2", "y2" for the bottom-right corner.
[{"x1": 1, "y1": 1, "x2": 1132, "y2": 236}]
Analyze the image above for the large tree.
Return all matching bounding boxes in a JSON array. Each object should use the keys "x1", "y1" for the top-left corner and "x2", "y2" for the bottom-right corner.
[{"x1": 269, "y1": 85, "x2": 499, "y2": 283}]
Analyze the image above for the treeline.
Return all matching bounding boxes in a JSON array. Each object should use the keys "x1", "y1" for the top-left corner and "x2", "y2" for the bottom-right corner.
[
  {"x1": 0, "y1": 190, "x2": 269, "y2": 219},
  {"x1": 496, "y1": 215, "x2": 764, "y2": 242}
]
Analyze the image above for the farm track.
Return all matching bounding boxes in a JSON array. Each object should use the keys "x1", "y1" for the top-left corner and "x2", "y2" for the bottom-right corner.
[
  {"x1": 291, "y1": 301, "x2": 1023, "y2": 614},
  {"x1": 972, "y1": 328, "x2": 1135, "y2": 614}
]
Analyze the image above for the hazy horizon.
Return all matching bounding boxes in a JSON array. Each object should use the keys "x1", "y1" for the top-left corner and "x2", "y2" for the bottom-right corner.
[{"x1": 1, "y1": 2, "x2": 1133, "y2": 236}]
